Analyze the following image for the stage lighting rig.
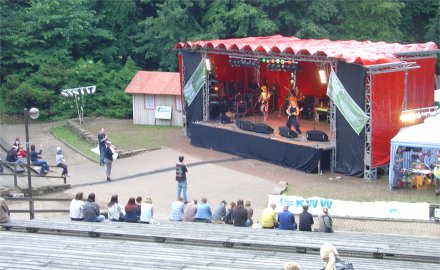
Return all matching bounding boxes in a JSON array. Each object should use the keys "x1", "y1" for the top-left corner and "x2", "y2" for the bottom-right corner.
[{"x1": 228, "y1": 56, "x2": 259, "y2": 68}]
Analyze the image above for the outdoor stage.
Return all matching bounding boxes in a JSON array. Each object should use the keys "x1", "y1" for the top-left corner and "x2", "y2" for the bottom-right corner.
[{"x1": 188, "y1": 112, "x2": 335, "y2": 173}]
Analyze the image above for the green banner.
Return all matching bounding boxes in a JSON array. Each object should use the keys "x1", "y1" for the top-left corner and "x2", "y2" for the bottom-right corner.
[
  {"x1": 326, "y1": 69, "x2": 369, "y2": 135},
  {"x1": 183, "y1": 58, "x2": 206, "y2": 106}
]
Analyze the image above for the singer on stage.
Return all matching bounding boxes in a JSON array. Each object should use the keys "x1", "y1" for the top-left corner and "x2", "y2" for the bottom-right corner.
[
  {"x1": 286, "y1": 98, "x2": 302, "y2": 134},
  {"x1": 258, "y1": 86, "x2": 271, "y2": 121}
]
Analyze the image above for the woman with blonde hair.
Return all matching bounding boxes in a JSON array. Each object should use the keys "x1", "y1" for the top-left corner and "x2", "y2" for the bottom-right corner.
[
  {"x1": 140, "y1": 196, "x2": 154, "y2": 224},
  {"x1": 320, "y1": 243, "x2": 354, "y2": 270},
  {"x1": 284, "y1": 261, "x2": 300, "y2": 270}
]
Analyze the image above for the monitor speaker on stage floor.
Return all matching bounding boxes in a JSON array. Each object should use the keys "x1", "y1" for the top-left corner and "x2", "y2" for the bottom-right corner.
[
  {"x1": 253, "y1": 123, "x2": 274, "y2": 134},
  {"x1": 240, "y1": 121, "x2": 254, "y2": 131},
  {"x1": 279, "y1": 127, "x2": 298, "y2": 138},
  {"x1": 221, "y1": 114, "x2": 232, "y2": 124},
  {"x1": 306, "y1": 130, "x2": 328, "y2": 141}
]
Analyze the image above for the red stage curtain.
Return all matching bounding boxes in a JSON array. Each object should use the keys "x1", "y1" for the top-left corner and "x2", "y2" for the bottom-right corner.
[{"x1": 405, "y1": 58, "x2": 436, "y2": 109}]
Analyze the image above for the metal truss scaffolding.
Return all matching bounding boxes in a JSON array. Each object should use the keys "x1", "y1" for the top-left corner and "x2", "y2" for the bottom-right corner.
[{"x1": 363, "y1": 62, "x2": 419, "y2": 180}]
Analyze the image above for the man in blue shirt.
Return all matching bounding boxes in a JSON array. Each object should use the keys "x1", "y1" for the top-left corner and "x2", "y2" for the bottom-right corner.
[
  {"x1": 195, "y1": 197, "x2": 212, "y2": 223},
  {"x1": 277, "y1": 205, "x2": 297, "y2": 230},
  {"x1": 169, "y1": 197, "x2": 184, "y2": 221}
]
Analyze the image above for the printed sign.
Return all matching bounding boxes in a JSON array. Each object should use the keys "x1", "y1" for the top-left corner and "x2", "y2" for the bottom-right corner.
[{"x1": 155, "y1": 106, "x2": 172, "y2": 120}]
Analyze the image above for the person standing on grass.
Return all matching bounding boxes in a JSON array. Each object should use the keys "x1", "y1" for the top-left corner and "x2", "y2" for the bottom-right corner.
[
  {"x1": 175, "y1": 155, "x2": 188, "y2": 203},
  {"x1": 104, "y1": 141, "x2": 114, "y2": 181},
  {"x1": 98, "y1": 128, "x2": 107, "y2": 166}
]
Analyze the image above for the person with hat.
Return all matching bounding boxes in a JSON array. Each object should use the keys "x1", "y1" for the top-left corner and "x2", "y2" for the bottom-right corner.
[
  {"x1": 104, "y1": 140, "x2": 115, "y2": 181},
  {"x1": 55, "y1": 146, "x2": 68, "y2": 177},
  {"x1": 258, "y1": 85, "x2": 271, "y2": 121}
]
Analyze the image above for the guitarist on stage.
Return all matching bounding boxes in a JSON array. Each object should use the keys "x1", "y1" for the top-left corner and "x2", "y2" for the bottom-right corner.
[
  {"x1": 286, "y1": 98, "x2": 302, "y2": 134},
  {"x1": 258, "y1": 86, "x2": 271, "y2": 122}
]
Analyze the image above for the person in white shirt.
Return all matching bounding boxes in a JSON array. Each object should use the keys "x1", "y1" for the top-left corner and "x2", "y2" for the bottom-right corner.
[
  {"x1": 107, "y1": 194, "x2": 125, "y2": 221},
  {"x1": 140, "y1": 196, "x2": 154, "y2": 224},
  {"x1": 70, "y1": 192, "x2": 84, "y2": 221}
]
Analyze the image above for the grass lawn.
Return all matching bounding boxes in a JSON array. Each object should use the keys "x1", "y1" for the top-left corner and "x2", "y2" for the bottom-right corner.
[{"x1": 50, "y1": 126, "x2": 98, "y2": 161}]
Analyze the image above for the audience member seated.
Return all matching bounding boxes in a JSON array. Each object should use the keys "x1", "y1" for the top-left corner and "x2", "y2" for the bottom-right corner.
[
  {"x1": 17, "y1": 146, "x2": 27, "y2": 161},
  {"x1": 6, "y1": 145, "x2": 25, "y2": 166},
  {"x1": 317, "y1": 207, "x2": 333, "y2": 233},
  {"x1": 320, "y1": 243, "x2": 354, "y2": 270},
  {"x1": 55, "y1": 147, "x2": 68, "y2": 177},
  {"x1": 140, "y1": 196, "x2": 154, "y2": 224},
  {"x1": 169, "y1": 197, "x2": 184, "y2": 221},
  {"x1": 212, "y1": 200, "x2": 227, "y2": 224},
  {"x1": 30, "y1": 144, "x2": 50, "y2": 175},
  {"x1": 12, "y1": 138, "x2": 20, "y2": 148},
  {"x1": 83, "y1": 193, "x2": 105, "y2": 222},
  {"x1": 244, "y1": 199, "x2": 253, "y2": 226},
  {"x1": 233, "y1": 199, "x2": 248, "y2": 227},
  {"x1": 183, "y1": 199, "x2": 197, "y2": 222},
  {"x1": 222, "y1": 201, "x2": 236, "y2": 224},
  {"x1": 278, "y1": 205, "x2": 297, "y2": 230},
  {"x1": 69, "y1": 192, "x2": 84, "y2": 221},
  {"x1": 124, "y1": 197, "x2": 140, "y2": 222},
  {"x1": 298, "y1": 204, "x2": 314, "y2": 231},
  {"x1": 107, "y1": 194, "x2": 125, "y2": 221},
  {"x1": 0, "y1": 197, "x2": 11, "y2": 223},
  {"x1": 284, "y1": 261, "x2": 300, "y2": 270},
  {"x1": 194, "y1": 197, "x2": 212, "y2": 223},
  {"x1": 260, "y1": 203, "x2": 277, "y2": 229}
]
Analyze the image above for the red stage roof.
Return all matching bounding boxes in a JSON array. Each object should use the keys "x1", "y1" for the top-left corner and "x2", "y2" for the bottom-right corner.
[
  {"x1": 125, "y1": 71, "x2": 181, "y2": 96},
  {"x1": 175, "y1": 35, "x2": 438, "y2": 66}
]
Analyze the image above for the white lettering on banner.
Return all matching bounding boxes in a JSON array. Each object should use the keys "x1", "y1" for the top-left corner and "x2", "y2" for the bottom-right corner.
[{"x1": 268, "y1": 194, "x2": 430, "y2": 220}]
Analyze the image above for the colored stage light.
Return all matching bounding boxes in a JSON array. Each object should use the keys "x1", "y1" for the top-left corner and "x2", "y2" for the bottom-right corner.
[
  {"x1": 205, "y1": 59, "x2": 211, "y2": 71},
  {"x1": 276, "y1": 59, "x2": 280, "y2": 64},
  {"x1": 280, "y1": 60, "x2": 285, "y2": 65},
  {"x1": 271, "y1": 59, "x2": 275, "y2": 64},
  {"x1": 319, "y1": 69, "x2": 327, "y2": 84},
  {"x1": 261, "y1": 58, "x2": 266, "y2": 63}
]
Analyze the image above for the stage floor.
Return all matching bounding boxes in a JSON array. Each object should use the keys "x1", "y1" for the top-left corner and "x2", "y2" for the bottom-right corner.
[{"x1": 202, "y1": 112, "x2": 335, "y2": 150}]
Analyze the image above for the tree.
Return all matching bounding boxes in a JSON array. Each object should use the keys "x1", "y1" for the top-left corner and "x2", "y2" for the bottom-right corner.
[{"x1": 400, "y1": 0, "x2": 439, "y2": 43}]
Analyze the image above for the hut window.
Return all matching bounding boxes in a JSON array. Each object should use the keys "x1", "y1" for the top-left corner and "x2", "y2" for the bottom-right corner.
[
  {"x1": 176, "y1": 96, "x2": 182, "y2": 111},
  {"x1": 145, "y1": 95, "x2": 155, "y2": 109}
]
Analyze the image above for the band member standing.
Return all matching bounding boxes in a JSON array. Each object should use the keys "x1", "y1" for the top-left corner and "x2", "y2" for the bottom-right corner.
[
  {"x1": 259, "y1": 86, "x2": 271, "y2": 121},
  {"x1": 286, "y1": 98, "x2": 302, "y2": 134}
]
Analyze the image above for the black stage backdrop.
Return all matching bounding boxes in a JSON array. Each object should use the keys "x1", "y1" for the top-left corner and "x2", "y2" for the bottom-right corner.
[
  {"x1": 182, "y1": 51, "x2": 203, "y2": 136},
  {"x1": 189, "y1": 123, "x2": 323, "y2": 173},
  {"x1": 335, "y1": 62, "x2": 367, "y2": 176}
]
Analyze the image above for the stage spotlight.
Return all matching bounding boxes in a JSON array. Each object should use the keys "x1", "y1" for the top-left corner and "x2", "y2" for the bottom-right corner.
[
  {"x1": 319, "y1": 69, "x2": 327, "y2": 84},
  {"x1": 261, "y1": 58, "x2": 266, "y2": 63},
  {"x1": 205, "y1": 59, "x2": 211, "y2": 71}
]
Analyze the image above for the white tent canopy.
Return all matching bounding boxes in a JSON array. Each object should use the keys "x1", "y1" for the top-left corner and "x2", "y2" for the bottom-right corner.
[{"x1": 389, "y1": 114, "x2": 440, "y2": 190}]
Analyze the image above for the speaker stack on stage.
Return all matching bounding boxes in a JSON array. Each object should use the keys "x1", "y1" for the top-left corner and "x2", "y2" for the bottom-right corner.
[
  {"x1": 240, "y1": 121, "x2": 254, "y2": 132},
  {"x1": 306, "y1": 130, "x2": 328, "y2": 141},
  {"x1": 278, "y1": 127, "x2": 298, "y2": 138},
  {"x1": 253, "y1": 123, "x2": 274, "y2": 134}
]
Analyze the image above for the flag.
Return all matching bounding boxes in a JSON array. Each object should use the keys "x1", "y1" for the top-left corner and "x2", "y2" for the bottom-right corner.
[
  {"x1": 183, "y1": 58, "x2": 206, "y2": 106},
  {"x1": 326, "y1": 69, "x2": 369, "y2": 135}
]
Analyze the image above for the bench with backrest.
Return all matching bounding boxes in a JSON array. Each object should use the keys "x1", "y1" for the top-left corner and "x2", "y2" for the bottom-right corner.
[
  {"x1": 1, "y1": 219, "x2": 439, "y2": 265},
  {"x1": 1, "y1": 230, "x2": 437, "y2": 270}
]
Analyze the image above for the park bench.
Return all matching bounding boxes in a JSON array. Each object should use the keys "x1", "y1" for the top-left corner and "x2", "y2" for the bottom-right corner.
[
  {"x1": 1, "y1": 228, "x2": 438, "y2": 270},
  {"x1": 1, "y1": 219, "x2": 439, "y2": 266}
]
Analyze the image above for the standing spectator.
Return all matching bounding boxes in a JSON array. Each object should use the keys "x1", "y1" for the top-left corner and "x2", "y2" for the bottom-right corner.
[
  {"x1": 260, "y1": 203, "x2": 277, "y2": 229},
  {"x1": 30, "y1": 144, "x2": 50, "y2": 175},
  {"x1": 175, "y1": 155, "x2": 188, "y2": 203},
  {"x1": 244, "y1": 199, "x2": 254, "y2": 226},
  {"x1": 107, "y1": 194, "x2": 125, "y2": 222},
  {"x1": 169, "y1": 197, "x2": 184, "y2": 221},
  {"x1": 124, "y1": 197, "x2": 140, "y2": 223},
  {"x1": 223, "y1": 201, "x2": 236, "y2": 224},
  {"x1": 55, "y1": 147, "x2": 68, "y2": 177},
  {"x1": 98, "y1": 128, "x2": 107, "y2": 166},
  {"x1": 317, "y1": 208, "x2": 333, "y2": 233},
  {"x1": 83, "y1": 193, "x2": 105, "y2": 222},
  {"x1": 392, "y1": 147, "x2": 404, "y2": 189},
  {"x1": 194, "y1": 197, "x2": 212, "y2": 223},
  {"x1": 284, "y1": 261, "x2": 300, "y2": 270},
  {"x1": 140, "y1": 196, "x2": 154, "y2": 224},
  {"x1": 298, "y1": 204, "x2": 314, "y2": 231},
  {"x1": 278, "y1": 205, "x2": 297, "y2": 231},
  {"x1": 0, "y1": 197, "x2": 10, "y2": 223},
  {"x1": 104, "y1": 141, "x2": 114, "y2": 181},
  {"x1": 320, "y1": 243, "x2": 354, "y2": 270},
  {"x1": 233, "y1": 199, "x2": 249, "y2": 227},
  {"x1": 212, "y1": 200, "x2": 227, "y2": 223},
  {"x1": 183, "y1": 200, "x2": 197, "y2": 222},
  {"x1": 69, "y1": 192, "x2": 84, "y2": 221}
]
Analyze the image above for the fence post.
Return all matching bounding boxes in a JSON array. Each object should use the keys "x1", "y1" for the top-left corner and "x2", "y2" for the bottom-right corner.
[{"x1": 13, "y1": 163, "x2": 18, "y2": 187}]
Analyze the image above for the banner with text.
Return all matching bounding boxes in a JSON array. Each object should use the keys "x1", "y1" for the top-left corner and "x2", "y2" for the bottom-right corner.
[
  {"x1": 183, "y1": 58, "x2": 206, "y2": 106},
  {"x1": 268, "y1": 194, "x2": 430, "y2": 220}
]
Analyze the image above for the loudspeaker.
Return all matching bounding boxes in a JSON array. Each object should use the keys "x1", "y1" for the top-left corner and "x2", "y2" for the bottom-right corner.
[
  {"x1": 253, "y1": 123, "x2": 274, "y2": 134},
  {"x1": 306, "y1": 130, "x2": 328, "y2": 141},
  {"x1": 221, "y1": 114, "x2": 232, "y2": 124},
  {"x1": 279, "y1": 127, "x2": 298, "y2": 138},
  {"x1": 240, "y1": 121, "x2": 254, "y2": 131},
  {"x1": 235, "y1": 118, "x2": 241, "y2": 128}
]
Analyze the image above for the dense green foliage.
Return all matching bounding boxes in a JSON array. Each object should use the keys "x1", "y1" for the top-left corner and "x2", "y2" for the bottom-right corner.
[{"x1": 1, "y1": 0, "x2": 439, "y2": 120}]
